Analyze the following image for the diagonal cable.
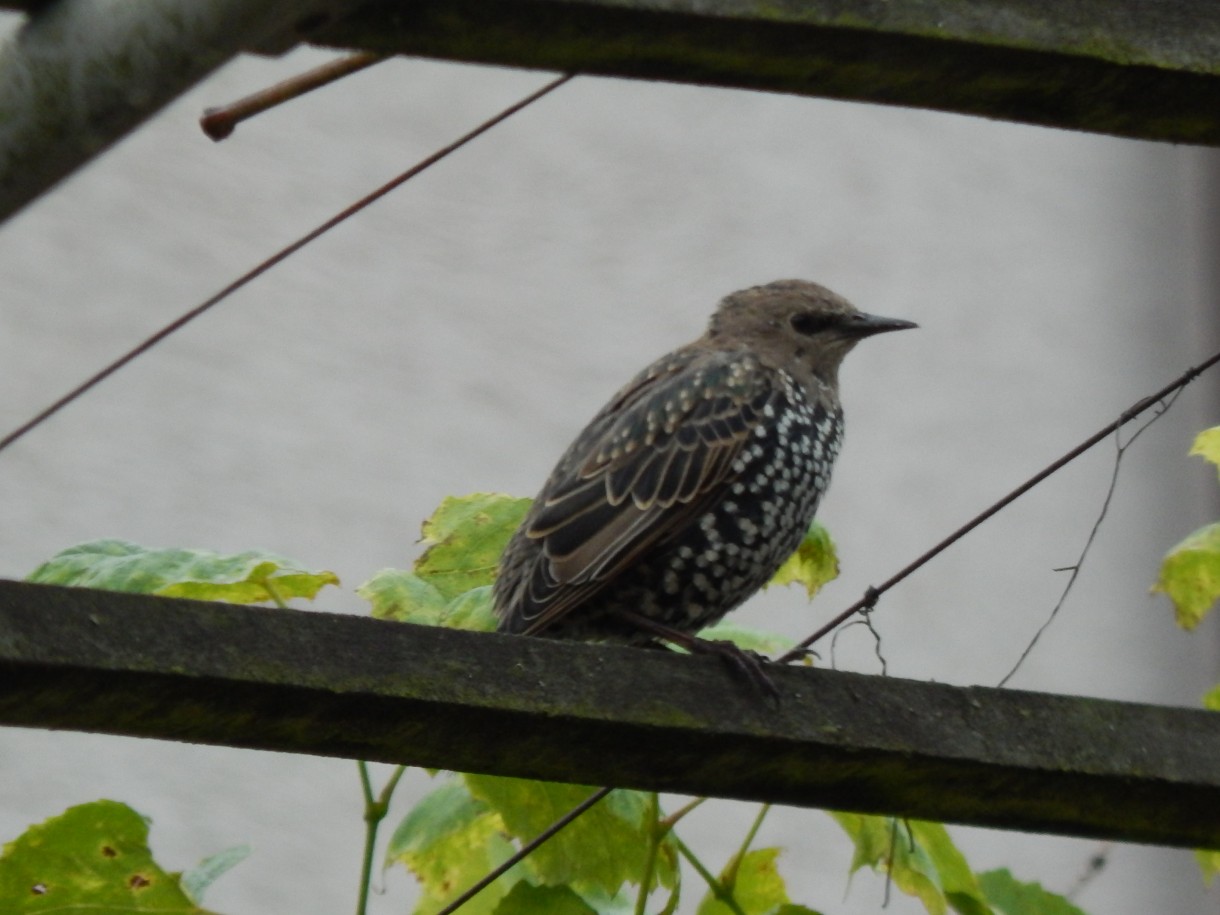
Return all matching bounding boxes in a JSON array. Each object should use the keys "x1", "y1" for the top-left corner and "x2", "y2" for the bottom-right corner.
[
  {"x1": 432, "y1": 785, "x2": 614, "y2": 915},
  {"x1": 0, "y1": 72, "x2": 575, "y2": 458},
  {"x1": 996, "y1": 386, "x2": 1185, "y2": 686},
  {"x1": 776, "y1": 348, "x2": 1220, "y2": 663}
]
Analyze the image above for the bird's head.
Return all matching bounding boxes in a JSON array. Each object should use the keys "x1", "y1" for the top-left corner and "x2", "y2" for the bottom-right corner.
[{"x1": 706, "y1": 279, "x2": 916, "y2": 388}]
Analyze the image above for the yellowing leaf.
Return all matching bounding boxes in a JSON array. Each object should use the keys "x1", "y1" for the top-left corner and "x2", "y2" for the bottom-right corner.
[
  {"x1": 767, "y1": 522, "x2": 838, "y2": 599},
  {"x1": 0, "y1": 800, "x2": 211, "y2": 913},
  {"x1": 1152, "y1": 523, "x2": 1220, "y2": 630},
  {"x1": 1189, "y1": 426, "x2": 1220, "y2": 479},
  {"x1": 1195, "y1": 848, "x2": 1220, "y2": 886},
  {"x1": 696, "y1": 847, "x2": 790, "y2": 915},
  {"x1": 1202, "y1": 684, "x2": 1220, "y2": 711},
  {"x1": 363, "y1": 494, "x2": 528, "y2": 627},
  {"x1": 26, "y1": 539, "x2": 337, "y2": 606},
  {"x1": 359, "y1": 570, "x2": 448, "y2": 624},
  {"x1": 385, "y1": 781, "x2": 518, "y2": 915},
  {"x1": 414, "y1": 493, "x2": 531, "y2": 601}
]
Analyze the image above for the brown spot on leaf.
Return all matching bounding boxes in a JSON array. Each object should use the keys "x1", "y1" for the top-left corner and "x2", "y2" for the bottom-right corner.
[
  {"x1": 101, "y1": 845, "x2": 117, "y2": 857},
  {"x1": 128, "y1": 874, "x2": 151, "y2": 889}
]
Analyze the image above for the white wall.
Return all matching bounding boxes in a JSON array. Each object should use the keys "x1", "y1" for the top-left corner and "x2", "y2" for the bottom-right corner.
[{"x1": 0, "y1": 45, "x2": 1217, "y2": 914}]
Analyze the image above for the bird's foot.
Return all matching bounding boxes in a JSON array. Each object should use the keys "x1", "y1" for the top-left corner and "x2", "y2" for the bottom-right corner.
[
  {"x1": 685, "y1": 636, "x2": 779, "y2": 700},
  {"x1": 611, "y1": 608, "x2": 779, "y2": 700}
]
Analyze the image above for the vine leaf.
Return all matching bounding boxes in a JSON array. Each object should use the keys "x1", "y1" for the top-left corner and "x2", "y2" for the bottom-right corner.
[
  {"x1": 830, "y1": 814, "x2": 993, "y2": 915},
  {"x1": 359, "y1": 492, "x2": 526, "y2": 628},
  {"x1": 462, "y1": 776, "x2": 678, "y2": 897},
  {"x1": 1195, "y1": 849, "x2": 1220, "y2": 887},
  {"x1": 696, "y1": 846, "x2": 818, "y2": 915},
  {"x1": 1203, "y1": 684, "x2": 1220, "y2": 712},
  {"x1": 413, "y1": 493, "x2": 532, "y2": 601},
  {"x1": 1153, "y1": 523, "x2": 1220, "y2": 630},
  {"x1": 694, "y1": 620, "x2": 797, "y2": 656},
  {"x1": 384, "y1": 781, "x2": 519, "y2": 915},
  {"x1": 976, "y1": 869, "x2": 1085, "y2": 915},
  {"x1": 0, "y1": 800, "x2": 227, "y2": 913},
  {"x1": 765, "y1": 521, "x2": 839, "y2": 599},
  {"x1": 359, "y1": 572, "x2": 497, "y2": 631},
  {"x1": 1189, "y1": 425, "x2": 1220, "y2": 477},
  {"x1": 26, "y1": 539, "x2": 337, "y2": 606},
  {"x1": 493, "y1": 882, "x2": 600, "y2": 914},
  {"x1": 1153, "y1": 427, "x2": 1220, "y2": 629},
  {"x1": 360, "y1": 570, "x2": 449, "y2": 624}
]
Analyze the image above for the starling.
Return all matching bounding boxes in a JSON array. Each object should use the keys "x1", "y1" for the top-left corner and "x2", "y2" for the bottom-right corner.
[{"x1": 493, "y1": 279, "x2": 915, "y2": 661}]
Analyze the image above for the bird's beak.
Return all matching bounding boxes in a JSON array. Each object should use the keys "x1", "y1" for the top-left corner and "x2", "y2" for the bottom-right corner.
[{"x1": 845, "y1": 313, "x2": 918, "y2": 337}]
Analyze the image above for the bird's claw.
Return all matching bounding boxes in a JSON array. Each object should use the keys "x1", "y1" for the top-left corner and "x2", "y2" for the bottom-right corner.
[{"x1": 688, "y1": 637, "x2": 780, "y2": 701}]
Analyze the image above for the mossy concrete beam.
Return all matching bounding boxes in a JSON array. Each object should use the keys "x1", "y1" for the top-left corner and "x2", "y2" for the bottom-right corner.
[
  {"x1": 307, "y1": 0, "x2": 1220, "y2": 144},
  {"x1": 1, "y1": 580, "x2": 1218, "y2": 849}
]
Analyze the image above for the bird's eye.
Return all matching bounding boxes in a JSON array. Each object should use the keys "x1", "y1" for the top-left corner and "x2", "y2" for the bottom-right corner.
[{"x1": 789, "y1": 312, "x2": 837, "y2": 336}]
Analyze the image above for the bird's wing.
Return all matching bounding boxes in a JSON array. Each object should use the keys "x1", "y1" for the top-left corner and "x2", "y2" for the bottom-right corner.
[{"x1": 498, "y1": 349, "x2": 780, "y2": 635}]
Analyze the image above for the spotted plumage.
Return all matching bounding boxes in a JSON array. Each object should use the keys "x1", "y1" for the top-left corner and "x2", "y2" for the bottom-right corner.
[{"x1": 494, "y1": 279, "x2": 914, "y2": 647}]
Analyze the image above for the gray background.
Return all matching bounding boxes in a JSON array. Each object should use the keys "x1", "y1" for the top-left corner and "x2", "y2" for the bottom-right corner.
[{"x1": 1, "y1": 40, "x2": 1218, "y2": 915}]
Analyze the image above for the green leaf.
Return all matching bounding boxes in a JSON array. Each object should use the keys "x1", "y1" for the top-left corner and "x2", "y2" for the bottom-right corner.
[
  {"x1": 26, "y1": 539, "x2": 338, "y2": 606},
  {"x1": 493, "y1": 882, "x2": 598, "y2": 915},
  {"x1": 462, "y1": 777, "x2": 676, "y2": 896},
  {"x1": 829, "y1": 814, "x2": 993, "y2": 915},
  {"x1": 414, "y1": 494, "x2": 532, "y2": 601},
  {"x1": 567, "y1": 885, "x2": 636, "y2": 915},
  {"x1": 439, "y1": 585, "x2": 498, "y2": 632},
  {"x1": 977, "y1": 869, "x2": 1086, "y2": 915},
  {"x1": 766, "y1": 522, "x2": 838, "y2": 599},
  {"x1": 1202, "y1": 684, "x2": 1220, "y2": 711},
  {"x1": 1195, "y1": 849, "x2": 1220, "y2": 886},
  {"x1": 696, "y1": 847, "x2": 789, "y2": 915},
  {"x1": 0, "y1": 800, "x2": 211, "y2": 913},
  {"x1": 358, "y1": 573, "x2": 497, "y2": 632},
  {"x1": 1152, "y1": 522, "x2": 1220, "y2": 630},
  {"x1": 180, "y1": 845, "x2": 250, "y2": 904},
  {"x1": 1189, "y1": 426, "x2": 1220, "y2": 479},
  {"x1": 385, "y1": 781, "x2": 519, "y2": 915},
  {"x1": 696, "y1": 621, "x2": 796, "y2": 656},
  {"x1": 913, "y1": 822, "x2": 992, "y2": 915},
  {"x1": 359, "y1": 570, "x2": 449, "y2": 624}
]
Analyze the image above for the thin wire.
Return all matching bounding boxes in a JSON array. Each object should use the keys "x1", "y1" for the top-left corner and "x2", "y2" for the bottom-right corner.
[
  {"x1": 828, "y1": 612, "x2": 887, "y2": 675},
  {"x1": 0, "y1": 72, "x2": 576, "y2": 459},
  {"x1": 996, "y1": 388, "x2": 1184, "y2": 686},
  {"x1": 775, "y1": 348, "x2": 1220, "y2": 664},
  {"x1": 432, "y1": 785, "x2": 614, "y2": 915}
]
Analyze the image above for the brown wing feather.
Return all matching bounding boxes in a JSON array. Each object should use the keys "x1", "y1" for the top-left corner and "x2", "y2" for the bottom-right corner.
[{"x1": 494, "y1": 349, "x2": 779, "y2": 635}]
